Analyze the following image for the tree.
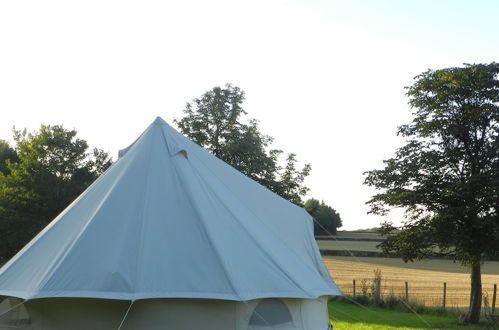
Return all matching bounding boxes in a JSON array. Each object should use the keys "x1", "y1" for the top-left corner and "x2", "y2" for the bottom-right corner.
[
  {"x1": 364, "y1": 63, "x2": 499, "y2": 323},
  {"x1": 0, "y1": 125, "x2": 112, "y2": 261},
  {"x1": 0, "y1": 140, "x2": 18, "y2": 175},
  {"x1": 304, "y1": 199, "x2": 342, "y2": 235},
  {"x1": 175, "y1": 84, "x2": 311, "y2": 205}
]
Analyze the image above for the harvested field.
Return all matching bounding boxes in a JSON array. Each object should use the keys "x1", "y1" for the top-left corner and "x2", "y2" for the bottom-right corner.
[
  {"x1": 317, "y1": 240, "x2": 381, "y2": 252},
  {"x1": 329, "y1": 256, "x2": 499, "y2": 274},
  {"x1": 324, "y1": 257, "x2": 499, "y2": 308}
]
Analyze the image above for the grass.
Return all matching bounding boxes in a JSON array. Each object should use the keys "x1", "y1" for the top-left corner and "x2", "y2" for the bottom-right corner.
[
  {"x1": 329, "y1": 300, "x2": 485, "y2": 329},
  {"x1": 324, "y1": 257, "x2": 499, "y2": 307}
]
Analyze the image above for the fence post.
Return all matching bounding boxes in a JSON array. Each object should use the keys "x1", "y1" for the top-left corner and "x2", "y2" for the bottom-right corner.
[
  {"x1": 405, "y1": 281, "x2": 409, "y2": 302},
  {"x1": 353, "y1": 280, "x2": 356, "y2": 297},
  {"x1": 493, "y1": 283, "x2": 497, "y2": 314},
  {"x1": 443, "y1": 282, "x2": 446, "y2": 309}
]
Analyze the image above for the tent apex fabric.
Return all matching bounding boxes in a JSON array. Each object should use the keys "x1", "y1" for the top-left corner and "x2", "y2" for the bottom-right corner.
[
  {"x1": 153, "y1": 116, "x2": 167, "y2": 125},
  {"x1": 0, "y1": 117, "x2": 341, "y2": 301}
]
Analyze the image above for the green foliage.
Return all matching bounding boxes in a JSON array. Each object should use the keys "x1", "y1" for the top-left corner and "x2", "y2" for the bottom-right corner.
[
  {"x1": 364, "y1": 62, "x2": 499, "y2": 323},
  {"x1": 175, "y1": 84, "x2": 311, "y2": 205},
  {"x1": 0, "y1": 125, "x2": 112, "y2": 262},
  {"x1": 0, "y1": 140, "x2": 18, "y2": 175},
  {"x1": 304, "y1": 198, "x2": 342, "y2": 235}
]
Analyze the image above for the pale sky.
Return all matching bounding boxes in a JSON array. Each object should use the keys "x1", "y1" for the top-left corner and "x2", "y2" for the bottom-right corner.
[{"x1": 1, "y1": 0, "x2": 498, "y2": 229}]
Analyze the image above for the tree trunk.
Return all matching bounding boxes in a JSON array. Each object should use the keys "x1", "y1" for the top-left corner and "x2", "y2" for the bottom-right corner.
[{"x1": 468, "y1": 261, "x2": 482, "y2": 324}]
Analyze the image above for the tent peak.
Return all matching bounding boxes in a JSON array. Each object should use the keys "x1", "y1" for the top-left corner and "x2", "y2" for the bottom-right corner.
[{"x1": 153, "y1": 116, "x2": 167, "y2": 125}]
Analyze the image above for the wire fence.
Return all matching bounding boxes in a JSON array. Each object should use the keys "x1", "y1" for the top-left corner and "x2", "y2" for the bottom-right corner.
[{"x1": 337, "y1": 279, "x2": 498, "y2": 310}]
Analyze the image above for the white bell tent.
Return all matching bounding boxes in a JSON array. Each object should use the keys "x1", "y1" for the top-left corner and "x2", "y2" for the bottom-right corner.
[{"x1": 0, "y1": 117, "x2": 341, "y2": 329}]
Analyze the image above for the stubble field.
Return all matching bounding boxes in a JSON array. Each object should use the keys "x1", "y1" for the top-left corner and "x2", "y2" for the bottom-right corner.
[{"x1": 324, "y1": 257, "x2": 499, "y2": 308}]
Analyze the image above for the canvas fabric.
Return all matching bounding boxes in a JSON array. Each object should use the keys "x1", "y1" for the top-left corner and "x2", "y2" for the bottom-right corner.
[{"x1": 0, "y1": 117, "x2": 339, "y2": 302}]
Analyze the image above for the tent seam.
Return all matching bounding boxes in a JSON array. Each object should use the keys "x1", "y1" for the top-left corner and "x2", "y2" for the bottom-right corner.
[
  {"x1": 130, "y1": 128, "x2": 156, "y2": 297},
  {"x1": 160, "y1": 126, "x2": 243, "y2": 300}
]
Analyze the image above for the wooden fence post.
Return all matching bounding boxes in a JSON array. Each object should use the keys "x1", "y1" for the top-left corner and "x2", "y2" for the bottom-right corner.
[
  {"x1": 443, "y1": 282, "x2": 446, "y2": 309},
  {"x1": 353, "y1": 280, "x2": 356, "y2": 297},
  {"x1": 493, "y1": 283, "x2": 497, "y2": 314},
  {"x1": 405, "y1": 281, "x2": 409, "y2": 302}
]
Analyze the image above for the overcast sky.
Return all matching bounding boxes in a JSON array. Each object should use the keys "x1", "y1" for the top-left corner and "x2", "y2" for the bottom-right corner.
[{"x1": 1, "y1": 0, "x2": 498, "y2": 229}]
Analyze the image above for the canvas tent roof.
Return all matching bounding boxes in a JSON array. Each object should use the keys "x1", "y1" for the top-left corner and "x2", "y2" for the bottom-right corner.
[{"x1": 0, "y1": 117, "x2": 340, "y2": 301}]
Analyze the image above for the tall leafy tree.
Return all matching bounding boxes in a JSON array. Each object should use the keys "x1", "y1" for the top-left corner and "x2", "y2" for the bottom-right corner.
[
  {"x1": 175, "y1": 84, "x2": 311, "y2": 205},
  {"x1": 304, "y1": 198, "x2": 342, "y2": 235},
  {"x1": 0, "y1": 140, "x2": 18, "y2": 175},
  {"x1": 364, "y1": 63, "x2": 499, "y2": 323},
  {"x1": 0, "y1": 125, "x2": 112, "y2": 261}
]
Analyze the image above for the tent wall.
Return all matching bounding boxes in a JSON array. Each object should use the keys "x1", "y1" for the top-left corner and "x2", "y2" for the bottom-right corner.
[
  {"x1": 123, "y1": 299, "x2": 236, "y2": 330},
  {"x1": 0, "y1": 297, "x2": 329, "y2": 330},
  {"x1": 0, "y1": 297, "x2": 31, "y2": 329},
  {"x1": 24, "y1": 298, "x2": 129, "y2": 330}
]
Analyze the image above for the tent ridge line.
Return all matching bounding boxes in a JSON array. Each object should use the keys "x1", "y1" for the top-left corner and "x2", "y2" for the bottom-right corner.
[{"x1": 130, "y1": 128, "x2": 157, "y2": 292}]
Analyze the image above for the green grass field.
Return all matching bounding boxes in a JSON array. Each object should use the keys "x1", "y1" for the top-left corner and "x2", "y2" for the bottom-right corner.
[{"x1": 328, "y1": 301, "x2": 485, "y2": 329}]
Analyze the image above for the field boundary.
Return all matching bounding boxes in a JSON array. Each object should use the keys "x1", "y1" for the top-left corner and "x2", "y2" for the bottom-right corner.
[
  {"x1": 316, "y1": 235, "x2": 384, "y2": 242},
  {"x1": 320, "y1": 250, "x2": 397, "y2": 258},
  {"x1": 324, "y1": 257, "x2": 499, "y2": 308}
]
